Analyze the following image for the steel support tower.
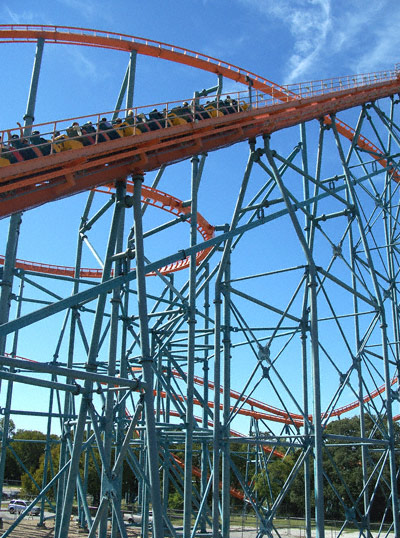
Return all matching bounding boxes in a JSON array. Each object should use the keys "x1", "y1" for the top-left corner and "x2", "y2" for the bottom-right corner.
[{"x1": 0, "y1": 25, "x2": 400, "y2": 538}]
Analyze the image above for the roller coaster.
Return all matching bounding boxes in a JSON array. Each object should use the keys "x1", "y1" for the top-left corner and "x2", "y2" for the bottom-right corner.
[{"x1": 0, "y1": 24, "x2": 400, "y2": 538}]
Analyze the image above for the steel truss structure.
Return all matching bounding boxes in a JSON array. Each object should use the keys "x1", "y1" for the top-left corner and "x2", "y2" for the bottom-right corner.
[{"x1": 0, "y1": 25, "x2": 400, "y2": 538}]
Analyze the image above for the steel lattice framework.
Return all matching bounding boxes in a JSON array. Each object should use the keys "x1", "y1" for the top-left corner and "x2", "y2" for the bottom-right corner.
[{"x1": 0, "y1": 25, "x2": 400, "y2": 538}]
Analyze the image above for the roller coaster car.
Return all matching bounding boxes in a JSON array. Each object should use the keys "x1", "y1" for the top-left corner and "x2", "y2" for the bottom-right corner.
[
  {"x1": 176, "y1": 104, "x2": 193, "y2": 123},
  {"x1": 204, "y1": 101, "x2": 224, "y2": 118},
  {"x1": 66, "y1": 124, "x2": 92, "y2": 147},
  {"x1": 125, "y1": 113, "x2": 152, "y2": 133},
  {"x1": 194, "y1": 105, "x2": 211, "y2": 120},
  {"x1": 167, "y1": 107, "x2": 188, "y2": 126},
  {"x1": 113, "y1": 119, "x2": 134, "y2": 137},
  {"x1": 10, "y1": 135, "x2": 40, "y2": 160},
  {"x1": 0, "y1": 146, "x2": 19, "y2": 166},
  {"x1": 1, "y1": 146, "x2": 23, "y2": 164},
  {"x1": 222, "y1": 99, "x2": 237, "y2": 114},
  {"x1": 99, "y1": 119, "x2": 122, "y2": 140},
  {"x1": 81, "y1": 122, "x2": 107, "y2": 143},
  {"x1": 54, "y1": 134, "x2": 83, "y2": 152},
  {"x1": 147, "y1": 109, "x2": 165, "y2": 131},
  {"x1": 29, "y1": 132, "x2": 52, "y2": 155}
]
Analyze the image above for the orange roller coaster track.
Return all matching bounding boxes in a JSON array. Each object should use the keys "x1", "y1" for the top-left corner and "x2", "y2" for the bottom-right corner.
[
  {"x1": 0, "y1": 182, "x2": 214, "y2": 276},
  {"x1": 0, "y1": 25, "x2": 398, "y2": 434},
  {"x1": 0, "y1": 25, "x2": 400, "y2": 218}
]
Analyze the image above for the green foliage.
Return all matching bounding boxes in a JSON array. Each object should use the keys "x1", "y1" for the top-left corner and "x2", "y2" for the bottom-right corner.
[
  {"x1": 168, "y1": 491, "x2": 184, "y2": 510},
  {"x1": 250, "y1": 415, "x2": 399, "y2": 522},
  {"x1": 0, "y1": 418, "x2": 16, "y2": 439}
]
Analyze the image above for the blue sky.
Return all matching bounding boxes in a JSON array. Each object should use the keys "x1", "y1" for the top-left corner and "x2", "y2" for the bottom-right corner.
[
  {"x1": 1, "y1": 1, "x2": 399, "y2": 434},
  {"x1": 3, "y1": 0, "x2": 400, "y2": 85}
]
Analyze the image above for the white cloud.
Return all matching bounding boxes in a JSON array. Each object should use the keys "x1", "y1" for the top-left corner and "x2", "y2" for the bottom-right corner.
[
  {"x1": 61, "y1": 45, "x2": 99, "y2": 79},
  {"x1": 2, "y1": 5, "x2": 36, "y2": 24},
  {"x1": 56, "y1": 0, "x2": 98, "y2": 21},
  {"x1": 236, "y1": 0, "x2": 398, "y2": 83},
  {"x1": 238, "y1": 0, "x2": 331, "y2": 83},
  {"x1": 55, "y1": 0, "x2": 114, "y2": 24}
]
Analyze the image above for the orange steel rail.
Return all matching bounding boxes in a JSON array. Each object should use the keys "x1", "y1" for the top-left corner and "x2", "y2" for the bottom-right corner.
[
  {"x1": 1, "y1": 78, "x2": 400, "y2": 218},
  {"x1": 0, "y1": 182, "x2": 214, "y2": 276},
  {"x1": 133, "y1": 367, "x2": 397, "y2": 427},
  {"x1": 0, "y1": 26, "x2": 397, "y2": 171},
  {"x1": 0, "y1": 25, "x2": 291, "y2": 100},
  {"x1": 1, "y1": 27, "x2": 399, "y2": 429},
  {"x1": 0, "y1": 26, "x2": 399, "y2": 217}
]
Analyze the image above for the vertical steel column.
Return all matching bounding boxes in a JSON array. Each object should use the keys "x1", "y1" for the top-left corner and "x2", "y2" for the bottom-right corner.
[
  {"x1": 264, "y1": 136, "x2": 325, "y2": 538},
  {"x1": 221, "y1": 258, "x2": 231, "y2": 538},
  {"x1": 126, "y1": 50, "x2": 137, "y2": 110},
  {"x1": 200, "y1": 264, "x2": 210, "y2": 534},
  {"x1": 183, "y1": 156, "x2": 199, "y2": 538},
  {"x1": 57, "y1": 183, "x2": 125, "y2": 538},
  {"x1": 346, "y1": 174, "x2": 371, "y2": 533},
  {"x1": 300, "y1": 123, "x2": 312, "y2": 538},
  {"x1": 132, "y1": 174, "x2": 164, "y2": 538},
  {"x1": 113, "y1": 68, "x2": 129, "y2": 121},
  {"x1": 55, "y1": 192, "x2": 94, "y2": 536},
  {"x1": 110, "y1": 207, "x2": 128, "y2": 538},
  {"x1": 0, "y1": 35, "x2": 44, "y2": 346},
  {"x1": 0, "y1": 36, "x2": 45, "y2": 499},
  {"x1": 162, "y1": 276, "x2": 174, "y2": 508},
  {"x1": 112, "y1": 49, "x2": 136, "y2": 121},
  {"x1": 23, "y1": 37, "x2": 45, "y2": 134},
  {"x1": 212, "y1": 283, "x2": 222, "y2": 537},
  {"x1": 99, "y1": 182, "x2": 126, "y2": 538},
  {"x1": 212, "y1": 144, "x2": 255, "y2": 535}
]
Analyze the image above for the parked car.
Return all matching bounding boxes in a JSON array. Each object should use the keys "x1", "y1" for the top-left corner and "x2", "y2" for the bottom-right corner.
[{"x1": 8, "y1": 499, "x2": 40, "y2": 516}]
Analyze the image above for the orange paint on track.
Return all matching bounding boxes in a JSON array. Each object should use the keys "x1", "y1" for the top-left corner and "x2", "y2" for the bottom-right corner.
[
  {"x1": 1, "y1": 26, "x2": 399, "y2": 440},
  {"x1": 0, "y1": 181, "x2": 214, "y2": 276},
  {"x1": 0, "y1": 26, "x2": 399, "y2": 217}
]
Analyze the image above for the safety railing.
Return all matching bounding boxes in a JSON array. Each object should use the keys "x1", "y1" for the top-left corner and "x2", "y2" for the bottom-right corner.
[
  {"x1": 0, "y1": 24, "x2": 288, "y2": 95},
  {"x1": 0, "y1": 91, "x2": 254, "y2": 166},
  {"x1": 1, "y1": 26, "x2": 398, "y2": 105},
  {"x1": 1, "y1": 63, "x2": 399, "y2": 170},
  {"x1": 285, "y1": 66, "x2": 400, "y2": 100}
]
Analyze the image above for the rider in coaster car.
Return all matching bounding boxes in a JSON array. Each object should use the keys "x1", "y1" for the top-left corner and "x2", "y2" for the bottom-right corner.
[
  {"x1": 79, "y1": 121, "x2": 96, "y2": 144},
  {"x1": 223, "y1": 96, "x2": 237, "y2": 114},
  {"x1": 180, "y1": 102, "x2": 193, "y2": 122},
  {"x1": 53, "y1": 130, "x2": 83, "y2": 152},
  {"x1": 0, "y1": 135, "x2": 18, "y2": 165},
  {"x1": 10, "y1": 134, "x2": 38, "y2": 160},
  {"x1": 204, "y1": 99, "x2": 224, "y2": 117},
  {"x1": 30, "y1": 130, "x2": 52, "y2": 155},
  {"x1": 147, "y1": 109, "x2": 164, "y2": 131},
  {"x1": 113, "y1": 117, "x2": 138, "y2": 137},
  {"x1": 99, "y1": 117, "x2": 122, "y2": 140}
]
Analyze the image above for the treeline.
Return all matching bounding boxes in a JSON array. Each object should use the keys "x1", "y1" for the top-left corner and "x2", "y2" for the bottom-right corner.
[
  {"x1": 1, "y1": 420, "x2": 137, "y2": 504},
  {"x1": 251, "y1": 415, "x2": 400, "y2": 521},
  {"x1": 1, "y1": 416, "x2": 398, "y2": 522}
]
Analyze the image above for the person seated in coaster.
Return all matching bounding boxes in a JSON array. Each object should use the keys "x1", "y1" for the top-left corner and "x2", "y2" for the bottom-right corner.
[
  {"x1": 98, "y1": 117, "x2": 121, "y2": 140},
  {"x1": 113, "y1": 117, "x2": 135, "y2": 137},
  {"x1": 9, "y1": 134, "x2": 38, "y2": 160},
  {"x1": 222, "y1": 95, "x2": 237, "y2": 114},
  {"x1": 204, "y1": 99, "x2": 224, "y2": 117},
  {"x1": 192, "y1": 102, "x2": 210, "y2": 120},
  {"x1": 0, "y1": 135, "x2": 19, "y2": 164},
  {"x1": 53, "y1": 130, "x2": 83, "y2": 151},
  {"x1": 147, "y1": 109, "x2": 164, "y2": 131},
  {"x1": 79, "y1": 121, "x2": 97, "y2": 144},
  {"x1": 29, "y1": 130, "x2": 52, "y2": 155}
]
